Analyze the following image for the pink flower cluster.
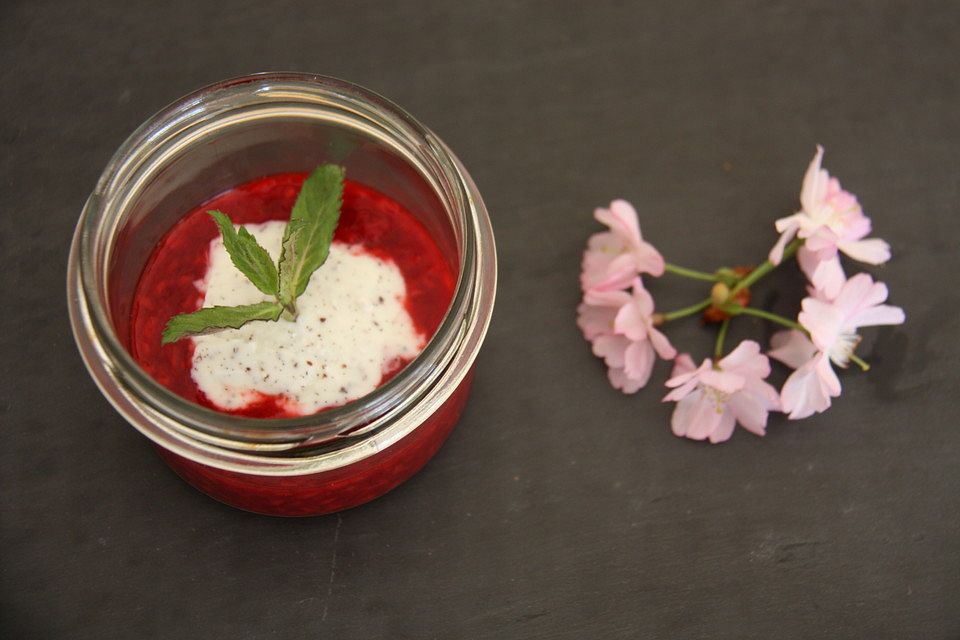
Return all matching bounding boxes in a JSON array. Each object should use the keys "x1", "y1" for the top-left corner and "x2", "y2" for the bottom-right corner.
[
  {"x1": 576, "y1": 201, "x2": 676, "y2": 393},
  {"x1": 577, "y1": 147, "x2": 905, "y2": 444},
  {"x1": 768, "y1": 274, "x2": 904, "y2": 419},
  {"x1": 769, "y1": 145, "x2": 891, "y2": 298},
  {"x1": 665, "y1": 342, "x2": 780, "y2": 443}
]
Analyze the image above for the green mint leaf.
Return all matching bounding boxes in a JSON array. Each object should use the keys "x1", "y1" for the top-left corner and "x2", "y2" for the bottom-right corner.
[
  {"x1": 278, "y1": 223, "x2": 302, "y2": 319},
  {"x1": 161, "y1": 301, "x2": 284, "y2": 344},
  {"x1": 160, "y1": 164, "x2": 345, "y2": 346},
  {"x1": 278, "y1": 165, "x2": 345, "y2": 311},
  {"x1": 208, "y1": 210, "x2": 279, "y2": 296}
]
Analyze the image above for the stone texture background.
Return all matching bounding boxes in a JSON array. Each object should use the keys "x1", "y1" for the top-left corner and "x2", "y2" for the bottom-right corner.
[{"x1": 2, "y1": 1, "x2": 957, "y2": 638}]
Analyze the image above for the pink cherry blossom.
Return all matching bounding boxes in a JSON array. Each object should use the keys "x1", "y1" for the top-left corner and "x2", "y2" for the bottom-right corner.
[
  {"x1": 796, "y1": 245, "x2": 846, "y2": 300},
  {"x1": 576, "y1": 289, "x2": 630, "y2": 341},
  {"x1": 576, "y1": 278, "x2": 675, "y2": 393},
  {"x1": 663, "y1": 341, "x2": 781, "y2": 443},
  {"x1": 581, "y1": 199, "x2": 665, "y2": 291},
  {"x1": 769, "y1": 273, "x2": 905, "y2": 419},
  {"x1": 768, "y1": 330, "x2": 840, "y2": 419},
  {"x1": 800, "y1": 272, "x2": 905, "y2": 367},
  {"x1": 768, "y1": 146, "x2": 891, "y2": 299}
]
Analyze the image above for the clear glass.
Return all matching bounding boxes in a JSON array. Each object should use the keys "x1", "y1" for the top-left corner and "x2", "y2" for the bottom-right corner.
[{"x1": 67, "y1": 73, "x2": 496, "y2": 514}]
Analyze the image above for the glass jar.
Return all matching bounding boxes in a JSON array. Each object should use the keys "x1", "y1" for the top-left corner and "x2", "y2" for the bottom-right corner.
[{"x1": 67, "y1": 73, "x2": 496, "y2": 516}]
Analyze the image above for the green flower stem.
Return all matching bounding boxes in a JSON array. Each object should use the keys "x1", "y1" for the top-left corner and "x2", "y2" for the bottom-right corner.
[
  {"x1": 658, "y1": 297, "x2": 712, "y2": 323},
  {"x1": 728, "y1": 238, "x2": 802, "y2": 297},
  {"x1": 714, "y1": 318, "x2": 731, "y2": 361},
  {"x1": 664, "y1": 263, "x2": 719, "y2": 282},
  {"x1": 724, "y1": 304, "x2": 804, "y2": 331}
]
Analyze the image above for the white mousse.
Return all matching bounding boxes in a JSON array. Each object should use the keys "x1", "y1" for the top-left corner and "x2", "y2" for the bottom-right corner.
[{"x1": 191, "y1": 221, "x2": 423, "y2": 414}]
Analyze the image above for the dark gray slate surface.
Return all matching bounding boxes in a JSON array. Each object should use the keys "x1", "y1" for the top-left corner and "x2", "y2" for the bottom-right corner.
[{"x1": 1, "y1": 1, "x2": 958, "y2": 638}]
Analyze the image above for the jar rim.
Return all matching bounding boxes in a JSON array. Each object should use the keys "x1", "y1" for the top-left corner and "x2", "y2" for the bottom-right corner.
[{"x1": 70, "y1": 72, "x2": 495, "y2": 455}]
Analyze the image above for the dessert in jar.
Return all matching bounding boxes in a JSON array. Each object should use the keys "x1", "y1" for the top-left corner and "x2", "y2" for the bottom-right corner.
[{"x1": 67, "y1": 73, "x2": 496, "y2": 516}]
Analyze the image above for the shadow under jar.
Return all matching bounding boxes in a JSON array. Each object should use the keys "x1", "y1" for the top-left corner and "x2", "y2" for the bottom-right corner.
[{"x1": 68, "y1": 73, "x2": 496, "y2": 516}]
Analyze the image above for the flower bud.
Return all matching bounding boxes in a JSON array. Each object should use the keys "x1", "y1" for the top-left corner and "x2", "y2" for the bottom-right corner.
[{"x1": 711, "y1": 282, "x2": 730, "y2": 306}]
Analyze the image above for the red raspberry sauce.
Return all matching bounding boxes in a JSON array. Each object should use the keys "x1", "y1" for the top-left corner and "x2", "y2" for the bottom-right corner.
[{"x1": 129, "y1": 173, "x2": 456, "y2": 417}]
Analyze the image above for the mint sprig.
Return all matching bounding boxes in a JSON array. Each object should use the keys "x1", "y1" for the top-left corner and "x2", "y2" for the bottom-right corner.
[
  {"x1": 278, "y1": 164, "x2": 345, "y2": 317},
  {"x1": 161, "y1": 164, "x2": 345, "y2": 345},
  {"x1": 209, "y1": 210, "x2": 279, "y2": 296},
  {"x1": 162, "y1": 302, "x2": 284, "y2": 344}
]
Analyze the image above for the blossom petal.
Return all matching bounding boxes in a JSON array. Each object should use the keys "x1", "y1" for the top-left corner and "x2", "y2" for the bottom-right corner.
[
  {"x1": 799, "y1": 145, "x2": 827, "y2": 214},
  {"x1": 576, "y1": 302, "x2": 617, "y2": 341},
  {"x1": 769, "y1": 222, "x2": 799, "y2": 265},
  {"x1": 798, "y1": 247, "x2": 846, "y2": 300},
  {"x1": 799, "y1": 298, "x2": 845, "y2": 353},
  {"x1": 592, "y1": 334, "x2": 630, "y2": 368},
  {"x1": 633, "y1": 240, "x2": 665, "y2": 276},
  {"x1": 796, "y1": 245, "x2": 819, "y2": 281},
  {"x1": 664, "y1": 358, "x2": 717, "y2": 401},
  {"x1": 743, "y1": 376, "x2": 783, "y2": 412},
  {"x1": 816, "y1": 354, "x2": 842, "y2": 396},
  {"x1": 796, "y1": 271, "x2": 906, "y2": 359},
  {"x1": 728, "y1": 386, "x2": 776, "y2": 436},
  {"x1": 719, "y1": 339, "x2": 760, "y2": 367},
  {"x1": 812, "y1": 259, "x2": 846, "y2": 301},
  {"x1": 623, "y1": 340, "x2": 655, "y2": 388},
  {"x1": 803, "y1": 227, "x2": 840, "y2": 252},
  {"x1": 671, "y1": 353, "x2": 697, "y2": 377},
  {"x1": 586, "y1": 231, "x2": 626, "y2": 254},
  {"x1": 768, "y1": 330, "x2": 817, "y2": 370},
  {"x1": 648, "y1": 326, "x2": 677, "y2": 360},
  {"x1": 608, "y1": 366, "x2": 646, "y2": 394},
  {"x1": 630, "y1": 277, "x2": 655, "y2": 316},
  {"x1": 664, "y1": 368, "x2": 700, "y2": 389},
  {"x1": 836, "y1": 207, "x2": 871, "y2": 241},
  {"x1": 598, "y1": 199, "x2": 642, "y2": 242},
  {"x1": 719, "y1": 340, "x2": 770, "y2": 378},
  {"x1": 672, "y1": 391, "x2": 723, "y2": 441},
  {"x1": 708, "y1": 409, "x2": 737, "y2": 444},
  {"x1": 588, "y1": 253, "x2": 638, "y2": 292},
  {"x1": 839, "y1": 238, "x2": 891, "y2": 264},
  {"x1": 832, "y1": 273, "x2": 903, "y2": 330},
  {"x1": 670, "y1": 391, "x2": 699, "y2": 437},
  {"x1": 663, "y1": 381, "x2": 697, "y2": 402},
  {"x1": 583, "y1": 288, "x2": 631, "y2": 308},
  {"x1": 849, "y1": 303, "x2": 905, "y2": 329},
  {"x1": 593, "y1": 200, "x2": 664, "y2": 278},
  {"x1": 833, "y1": 272, "x2": 881, "y2": 311},
  {"x1": 774, "y1": 213, "x2": 805, "y2": 235},
  {"x1": 780, "y1": 358, "x2": 832, "y2": 419},
  {"x1": 613, "y1": 297, "x2": 649, "y2": 342},
  {"x1": 780, "y1": 354, "x2": 839, "y2": 420},
  {"x1": 581, "y1": 232, "x2": 626, "y2": 290},
  {"x1": 699, "y1": 369, "x2": 745, "y2": 394}
]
